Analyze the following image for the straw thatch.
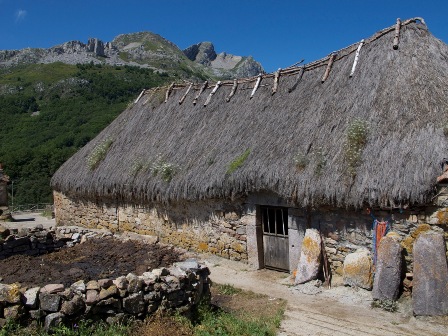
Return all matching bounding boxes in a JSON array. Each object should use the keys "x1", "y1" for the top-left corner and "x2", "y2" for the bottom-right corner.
[{"x1": 51, "y1": 18, "x2": 448, "y2": 208}]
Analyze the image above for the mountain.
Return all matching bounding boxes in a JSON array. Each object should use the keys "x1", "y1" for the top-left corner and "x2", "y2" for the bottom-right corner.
[{"x1": 0, "y1": 32, "x2": 264, "y2": 80}]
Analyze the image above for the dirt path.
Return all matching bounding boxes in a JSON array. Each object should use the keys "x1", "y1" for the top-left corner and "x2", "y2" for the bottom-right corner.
[{"x1": 199, "y1": 255, "x2": 448, "y2": 336}]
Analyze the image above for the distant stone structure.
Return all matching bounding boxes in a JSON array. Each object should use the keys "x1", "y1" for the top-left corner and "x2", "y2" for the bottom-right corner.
[{"x1": 0, "y1": 163, "x2": 10, "y2": 209}]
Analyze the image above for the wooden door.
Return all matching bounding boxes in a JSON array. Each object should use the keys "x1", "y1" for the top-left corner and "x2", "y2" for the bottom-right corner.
[{"x1": 261, "y1": 206, "x2": 289, "y2": 271}]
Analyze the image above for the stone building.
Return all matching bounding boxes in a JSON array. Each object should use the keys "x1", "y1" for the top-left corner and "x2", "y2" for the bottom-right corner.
[
  {"x1": 52, "y1": 18, "x2": 448, "y2": 276},
  {"x1": 0, "y1": 164, "x2": 10, "y2": 208}
]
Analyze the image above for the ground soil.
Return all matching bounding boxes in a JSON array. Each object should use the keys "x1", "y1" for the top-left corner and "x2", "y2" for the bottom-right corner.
[{"x1": 0, "y1": 238, "x2": 184, "y2": 287}]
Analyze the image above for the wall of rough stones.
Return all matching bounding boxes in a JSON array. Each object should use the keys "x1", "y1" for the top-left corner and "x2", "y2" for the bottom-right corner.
[
  {"x1": 0, "y1": 260, "x2": 210, "y2": 330},
  {"x1": 54, "y1": 191, "x2": 249, "y2": 261},
  {"x1": 54, "y1": 190, "x2": 448, "y2": 276},
  {"x1": 0, "y1": 223, "x2": 210, "y2": 330}
]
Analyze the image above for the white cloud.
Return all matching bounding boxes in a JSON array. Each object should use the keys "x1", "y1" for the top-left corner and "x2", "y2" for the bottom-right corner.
[{"x1": 15, "y1": 9, "x2": 27, "y2": 22}]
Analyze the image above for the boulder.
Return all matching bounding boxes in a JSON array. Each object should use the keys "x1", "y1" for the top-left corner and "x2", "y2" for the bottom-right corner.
[
  {"x1": 0, "y1": 283, "x2": 21, "y2": 303},
  {"x1": 126, "y1": 273, "x2": 143, "y2": 293},
  {"x1": 295, "y1": 229, "x2": 322, "y2": 284},
  {"x1": 113, "y1": 276, "x2": 128, "y2": 290},
  {"x1": 39, "y1": 292, "x2": 61, "y2": 312},
  {"x1": 413, "y1": 231, "x2": 448, "y2": 316},
  {"x1": 98, "y1": 278, "x2": 113, "y2": 289},
  {"x1": 343, "y1": 248, "x2": 373, "y2": 290},
  {"x1": 23, "y1": 287, "x2": 40, "y2": 309},
  {"x1": 372, "y1": 235, "x2": 402, "y2": 300},
  {"x1": 85, "y1": 289, "x2": 99, "y2": 305}
]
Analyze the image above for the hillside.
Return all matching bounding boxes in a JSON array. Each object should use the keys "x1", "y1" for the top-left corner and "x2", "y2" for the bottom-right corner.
[
  {"x1": 0, "y1": 32, "x2": 264, "y2": 206},
  {"x1": 0, "y1": 62, "x2": 171, "y2": 205}
]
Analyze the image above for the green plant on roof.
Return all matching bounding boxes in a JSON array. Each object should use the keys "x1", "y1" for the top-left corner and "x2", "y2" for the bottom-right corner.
[
  {"x1": 344, "y1": 118, "x2": 368, "y2": 177},
  {"x1": 227, "y1": 149, "x2": 251, "y2": 174},
  {"x1": 293, "y1": 152, "x2": 309, "y2": 170},
  {"x1": 86, "y1": 138, "x2": 113, "y2": 170},
  {"x1": 443, "y1": 123, "x2": 448, "y2": 137},
  {"x1": 129, "y1": 159, "x2": 150, "y2": 176},
  {"x1": 314, "y1": 147, "x2": 326, "y2": 176},
  {"x1": 150, "y1": 154, "x2": 177, "y2": 182}
]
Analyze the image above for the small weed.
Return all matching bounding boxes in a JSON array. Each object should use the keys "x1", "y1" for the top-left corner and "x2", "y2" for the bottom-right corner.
[
  {"x1": 151, "y1": 154, "x2": 177, "y2": 182},
  {"x1": 293, "y1": 152, "x2": 309, "y2": 170},
  {"x1": 86, "y1": 138, "x2": 113, "y2": 170},
  {"x1": 314, "y1": 147, "x2": 326, "y2": 176},
  {"x1": 227, "y1": 149, "x2": 251, "y2": 174},
  {"x1": 371, "y1": 299, "x2": 398, "y2": 312}
]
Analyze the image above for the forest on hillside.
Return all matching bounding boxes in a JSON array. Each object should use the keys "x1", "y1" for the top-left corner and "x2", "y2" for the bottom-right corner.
[{"x1": 0, "y1": 62, "x2": 176, "y2": 206}]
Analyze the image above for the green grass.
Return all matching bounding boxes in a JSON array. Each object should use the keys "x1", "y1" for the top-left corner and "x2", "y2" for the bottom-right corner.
[
  {"x1": 0, "y1": 319, "x2": 130, "y2": 336},
  {"x1": 227, "y1": 149, "x2": 251, "y2": 175},
  {"x1": 215, "y1": 283, "x2": 242, "y2": 295}
]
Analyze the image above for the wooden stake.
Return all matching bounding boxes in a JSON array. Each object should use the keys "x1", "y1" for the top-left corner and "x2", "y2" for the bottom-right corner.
[
  {"x1": 204, "y1": 81, "x2": 221, "y2": 107},
  {"x1": 134, "y1": 90, "x2": 145, "y2": 104},
  {"x1": 321, "y1": 53, "x2": 337, "y2": 83},
  {"x1": 272, "y1": 68, "x2": 281, "y2": 95},
  {"x1": 393, "y1": 18, "x2": 401, "y2": 50},
  {"x1": 226, "y1": 79, "x2": 238, "y2": 102},
  {"x1": 250, "y1": 74, "x2": 262, "y2": 99},
  {"x1": 164, "y1": 82, "x2": 175, "y2": 103},
  {"x1": 349, "y1": 39, "x2": 364, "y2": 77},
  {"x1": 288, "y1": 66, "x2": 305, "y2": 93},
  {"x1": 193, "y1": 81, "x2": 208, "y2": 105},
  {"x1": 179, "y1": 83, "x2": 192, "y2": 105}
]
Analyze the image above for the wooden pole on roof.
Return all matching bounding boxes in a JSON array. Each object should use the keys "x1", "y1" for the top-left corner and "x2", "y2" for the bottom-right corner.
[
  {"x1": 349, "y1": 39, "x2": 364, "y2": 77},
  {"x1": 204, "y1": 81, "x2": 222, "y2": 107},
  {"x1": 226, "y1": 79, "x2": 238, "y2": 102},
  {"x1": 321, "y1": 53, "x2": 337, "y2": 83},
  {"x1": 179, "y1": 83, "x2": 192, "y2": 105},
  {"x1": 164, "y1": 82, "x2": 175, "y2": 103},
  {"x1": 272, "y1": 68, "x2": 281, "y2": 95},
  {"x1": 288, "y1": 66, "x2": 305, "y2": 93},
  {"x1": 134, "y1": 90, "x2": 145, "y2": 104},
  {"x1": 193, "y1": 81, "x2": 208, "y2": 105},
  {"x1": 250, "y1": 74, "x2": 262, "y2": 99},
  {"x1": 393, "y1": 18, "x2": 401, "y2": 50}
]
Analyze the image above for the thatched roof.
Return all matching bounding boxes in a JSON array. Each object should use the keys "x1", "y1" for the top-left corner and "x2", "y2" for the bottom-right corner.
[{"x1": 52, "y1": 18, "x2": 448, "y2": 208}]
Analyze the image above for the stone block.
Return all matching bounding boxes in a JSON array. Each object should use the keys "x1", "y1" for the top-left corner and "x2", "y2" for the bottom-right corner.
[
  {"x1": 413, "y1": 232, "x2": 448, "y2": 316},
  {"x1": 99, "y1": 285, "x2": 117, "y2": 300},
  {"x1": 372, "y1": 235, "x2": 402, "y2": 300},
  {"x1": 44, "y1": 312, "x2": 64, "y2": 332},
  {"x1": 343, "y1": 248, "x2": 373, "y2": 290},
  {"x1": 41, "y1": 284, "x2": 64, "y2": 294},
  {"x1": 23, "y1": 287, "x2": 40, "y2": 309},
  {"x1": 123, "y1": 293, "x2": 145, "y2": 314},
  {"x1": 3, "y1": 305, "x2": 24, "y2": 320},
  {"x1": 39, "y1": 292, "x2": 61, "y2": 312},
  {"x1": 295, "y1": 229, "x2": 322, "y2": 284},
  {"x1": 85, "y1": 289, "x2": 99, "y2": 305},
  {"x1": 0, "y1": 283, "x2": 21, "y2": 303},
  {"x1": 70, "y1": 280, "x2": 86, "y2": 294},
  {"x1": 60, "y1": 295, "x2": 84, "y2": 316}
]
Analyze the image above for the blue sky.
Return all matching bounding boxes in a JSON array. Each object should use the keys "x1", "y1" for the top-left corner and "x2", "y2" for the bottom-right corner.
[{"x1": 1, "y1": 1, "x2": 448, "y2": 72}]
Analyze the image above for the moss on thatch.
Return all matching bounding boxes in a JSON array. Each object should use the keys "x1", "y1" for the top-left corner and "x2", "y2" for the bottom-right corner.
[{"x1": 52, "y1": 19, "x2": 448, "y2": 208}]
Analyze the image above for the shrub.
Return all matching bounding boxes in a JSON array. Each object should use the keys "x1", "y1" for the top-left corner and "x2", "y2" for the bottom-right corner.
[{"x1": 371, "y1": 299, "x2": 398, "y2": 312}]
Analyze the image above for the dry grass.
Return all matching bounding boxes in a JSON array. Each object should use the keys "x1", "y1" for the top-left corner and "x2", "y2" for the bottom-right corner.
[{"x1": 52, "y1": 20, "x2": 447, "y2": 208}]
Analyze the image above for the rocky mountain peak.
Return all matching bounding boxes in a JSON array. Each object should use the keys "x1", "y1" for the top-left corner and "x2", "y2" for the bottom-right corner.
[{"x1": 183, "y1": 42, "x2": 217, "y2": 66}]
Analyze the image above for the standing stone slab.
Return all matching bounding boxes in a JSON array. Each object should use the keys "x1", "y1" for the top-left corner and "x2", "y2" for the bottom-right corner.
[
  {"x1": 295, "y1": 229, "x2": 322, "y2": 284},
  {"x1": 39, "y1": 292, "x2": 61, "y2": 312},
  {"x1": 23, "y1": 287, "x2": 40, "y2": 309},
  {"x1": 343, "y1": 248, "x2": 373, "y2": 290},
  {"x1": 413, "y1": 232, "x2": 448, "y2": 316},
  {"x1": 372, "y1": 235, "x2": 402, "y2": 300}
]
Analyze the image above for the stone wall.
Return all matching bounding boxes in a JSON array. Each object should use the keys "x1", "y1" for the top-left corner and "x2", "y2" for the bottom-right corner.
[
  {"x1": 0, "y1": 260, "x2": 210, "y2": 330},
  {"x1": 54, "y1": 191, "x2": 448, "y2": 276},
  {"x1": 54, "y1": 191, "x2": 249, "y2": 261}
]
